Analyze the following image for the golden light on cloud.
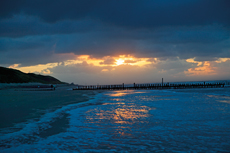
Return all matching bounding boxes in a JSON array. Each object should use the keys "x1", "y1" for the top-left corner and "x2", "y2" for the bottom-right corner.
[
  {"x1": 77, "y1": 55, "x2": 90, "y2": 60},
  {"x1": 59, "y1": 55, "x2": 104, "y2": 66},
  {"x1": 185, "y1": 61, "x2": 217, "y2": 76},
  {"x1": 113, "y1": 55, "x2": 152, "y2": 66},
  {"x1": 215, "y1": 58, "x2": 230, "y2": 63},
  {"x1": 9, "y1": 64, "x2": 21, "y2": 69},
  {"x1": 42, "y1": 69, "x2": 51, "y2": 74},
  {"x1": 186, "y1": 58, "x2": 202, "y2": 66},
  {"x1": 73, "y1": 55, "x2": 153, "y2": 67},
  {"x1": 101, "y1": 69, "x2": 109, "y2": 72},
  {"x1": 8, "y1": 53, "x2": 230, "y2": 85},
  {"x1": 185, "y1": 57, "x2": 230, "y2": 76},
  {"x1": 11, "y1": 63, "x2": 58, "y2": 74},
  {"x1": 8, "y1": 54, "x2": 156, "y2": 75}
]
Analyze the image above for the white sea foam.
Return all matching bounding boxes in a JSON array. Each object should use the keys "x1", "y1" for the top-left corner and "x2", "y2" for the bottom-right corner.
[{"x1": 0, "y1": 93, "x2": 104, "y2": 148}]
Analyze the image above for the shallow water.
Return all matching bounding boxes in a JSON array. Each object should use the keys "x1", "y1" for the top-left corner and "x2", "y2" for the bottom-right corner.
[{"x1": 1, "y1": 88, "x2": 230, "y2": 152}]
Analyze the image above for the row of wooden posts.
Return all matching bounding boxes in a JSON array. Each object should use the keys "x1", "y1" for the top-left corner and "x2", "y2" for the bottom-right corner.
[
  {"x1": 73, "y1": 82, "x2": 225, "y2": 90},
  {"x1": 14, "y1": 85, "x2": 56, "y2": 91}
]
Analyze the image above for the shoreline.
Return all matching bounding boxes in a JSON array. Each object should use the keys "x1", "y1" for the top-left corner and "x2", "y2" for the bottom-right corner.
[
  {"x1": 0, "y1": 83, "x2": 71, "y2": 90},
  {"x1": 1, "y1": 88, "x2": 230, "y2": 152},
  {"x1": 0, "y1": 85, "x2": 102, "y2": 130}
]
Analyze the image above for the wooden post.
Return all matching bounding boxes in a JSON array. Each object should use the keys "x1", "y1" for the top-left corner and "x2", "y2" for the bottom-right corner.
[
  {"x1": 162, "y1": 78, "x2": 163, "y2": 86},
  {"x1": 122, "y1": 83, "x2": 124, "y2": 90}
]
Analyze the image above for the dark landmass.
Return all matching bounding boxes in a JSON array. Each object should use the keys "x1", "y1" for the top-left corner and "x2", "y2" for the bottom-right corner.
[{"x1": 0, "y1": 66, "x2": 66, "y2": 84}]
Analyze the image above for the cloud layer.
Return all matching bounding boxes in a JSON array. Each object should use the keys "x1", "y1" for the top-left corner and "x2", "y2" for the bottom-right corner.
[{"x1": 0, "y1": 0, "x2": 229, "y2": 83}]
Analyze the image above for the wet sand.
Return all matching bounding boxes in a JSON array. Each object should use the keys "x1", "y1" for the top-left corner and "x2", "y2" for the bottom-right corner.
[{"x1": 0, "y1": 85, "x2": 99, "y2": 129}]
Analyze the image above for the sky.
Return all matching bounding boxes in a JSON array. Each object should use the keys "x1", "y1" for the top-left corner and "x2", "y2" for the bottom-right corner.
[{"x1": 0, "y1": 0, "x2": 230, "y2": 85}]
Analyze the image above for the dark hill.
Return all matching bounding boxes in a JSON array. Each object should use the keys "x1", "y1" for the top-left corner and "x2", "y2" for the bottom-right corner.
[{"x1": 0, "y1": 66, "x2": 65, "y2": 84}]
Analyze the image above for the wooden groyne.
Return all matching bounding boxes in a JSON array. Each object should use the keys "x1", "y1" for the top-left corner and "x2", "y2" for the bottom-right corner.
[
  {"x1": 73, "y1": 82, "x2": 225, "y2": 90},
  {"x1": 15, "y1": 88, "x2": 55, "y2": 91},
  {"x1": 14, "y1": 85, "x2": 56, "y2": 91}
]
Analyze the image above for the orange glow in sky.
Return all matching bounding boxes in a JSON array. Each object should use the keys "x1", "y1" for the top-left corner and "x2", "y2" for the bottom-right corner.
[
  {"x1": 9, "y1": 55, "x2": 153, "y2": 74},
  {"x1": 113, "y1": 55, "x2": 151, "y2": 66},
  {"x1": 185, "y1": 61, "x2": 217, "y2": 76},
  {"x1": 8, "y1": 54, "x2": 230, "y2": 82},
  {"x1": 8, "y1": 63, "x2": 58, "y2": 74}
]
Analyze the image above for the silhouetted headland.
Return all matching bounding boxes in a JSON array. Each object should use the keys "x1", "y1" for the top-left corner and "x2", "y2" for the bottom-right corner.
[
  {"x1": 0, "y1": 66, "x2": 68, "y2": 91},
  {"x1": 0, "y1": 66, "x2": 66, "y2": 84}
]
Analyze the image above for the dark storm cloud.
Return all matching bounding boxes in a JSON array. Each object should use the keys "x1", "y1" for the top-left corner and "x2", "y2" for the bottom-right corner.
[
  {"x1": 0, "y1": 0, "x2": 104, "y2": 21},
  {"x1": 99, "y1": 57, "x2": 116, "y2": 65},
  {"x1": 0, "y1": 15, "x2": 98, "y2": 37},
  {"x1": 1, "y1": 25, "x2": 229, "y2": 65},
  {"x1": 0, "y1": 0, "x2": 230, "y2": 66},
  {"x1": 1, "y1": 0, "x2": 230, "y2": 28},
  {"x1": 0, "y1": 35, "x2": 76, "y2": 66}
]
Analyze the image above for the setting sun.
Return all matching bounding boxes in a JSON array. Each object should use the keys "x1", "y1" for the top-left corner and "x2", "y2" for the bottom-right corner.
[{"x1": 116, "y1": 59, "x2": 124, "y2": 65}]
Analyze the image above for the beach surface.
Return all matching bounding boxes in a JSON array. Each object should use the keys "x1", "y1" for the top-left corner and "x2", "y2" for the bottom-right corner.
[
  {"x1": 0, "y1": 84, "x2": 98, "y2": 130},
  {"x1": 0, "y1": 85, "x2": 230, "y2": 152}
]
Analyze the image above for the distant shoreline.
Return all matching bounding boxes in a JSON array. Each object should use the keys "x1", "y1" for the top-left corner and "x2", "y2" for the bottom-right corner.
[{"x1": 0, "y1": 83, "x2": 71, "y2": 90}]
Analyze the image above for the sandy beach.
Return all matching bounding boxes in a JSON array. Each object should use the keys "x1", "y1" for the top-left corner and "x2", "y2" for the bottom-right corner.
[{"x1": 0, "y1": 84, "x2": 99, "y2": 130}]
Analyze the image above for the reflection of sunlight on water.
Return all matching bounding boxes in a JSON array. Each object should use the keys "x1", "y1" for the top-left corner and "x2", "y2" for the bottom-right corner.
[
  {"x1": 102, "y1": 102, "x2": 125, "y2": 105},
  {"x1": 113, "y1": 106, "x2": 150, "y2": 124},
  {"x1": 207, "y1": 95, "x2": 230, "y2": 104},
  {"x1": 111, "y1": 98, "x2": 125, "y2": 102},
  {"x1": 84, "y1": 90, "x2": 158, "y2": 141},
  {"x1": 134, "y1": 95, "x2": 178, "y2": 101},
  {"x1": 134, "y1": 91, "x2": 147, "y2": 94},
  {"x1": 105, "y1": 92, "x2": 129, "y2": 97},
  {"x1": 92, "y1": 103, "x2": 154, "y2": 124},
  {"x1": 105, "y1": 90, "x2": 147, "y2": 97},
  {"x1": 207, "y1": 95, "x2": 230, "y2": 98},
  {"x1": 92, "y1": 105, "x2": 154, "y2": 124},
  {"x1": 218, "y1": 100, "x2": 230, "y2": 104}
]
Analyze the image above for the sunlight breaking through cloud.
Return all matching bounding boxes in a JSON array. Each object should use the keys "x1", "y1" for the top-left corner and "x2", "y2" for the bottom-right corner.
[{"x1": 8, "y1": 54, "x2": 230, "y2": 84}]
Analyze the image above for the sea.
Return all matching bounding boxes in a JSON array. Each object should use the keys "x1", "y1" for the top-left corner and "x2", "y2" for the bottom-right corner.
[{"x1": 1, "y1": 86, "x2": 230, "y2": 152}]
